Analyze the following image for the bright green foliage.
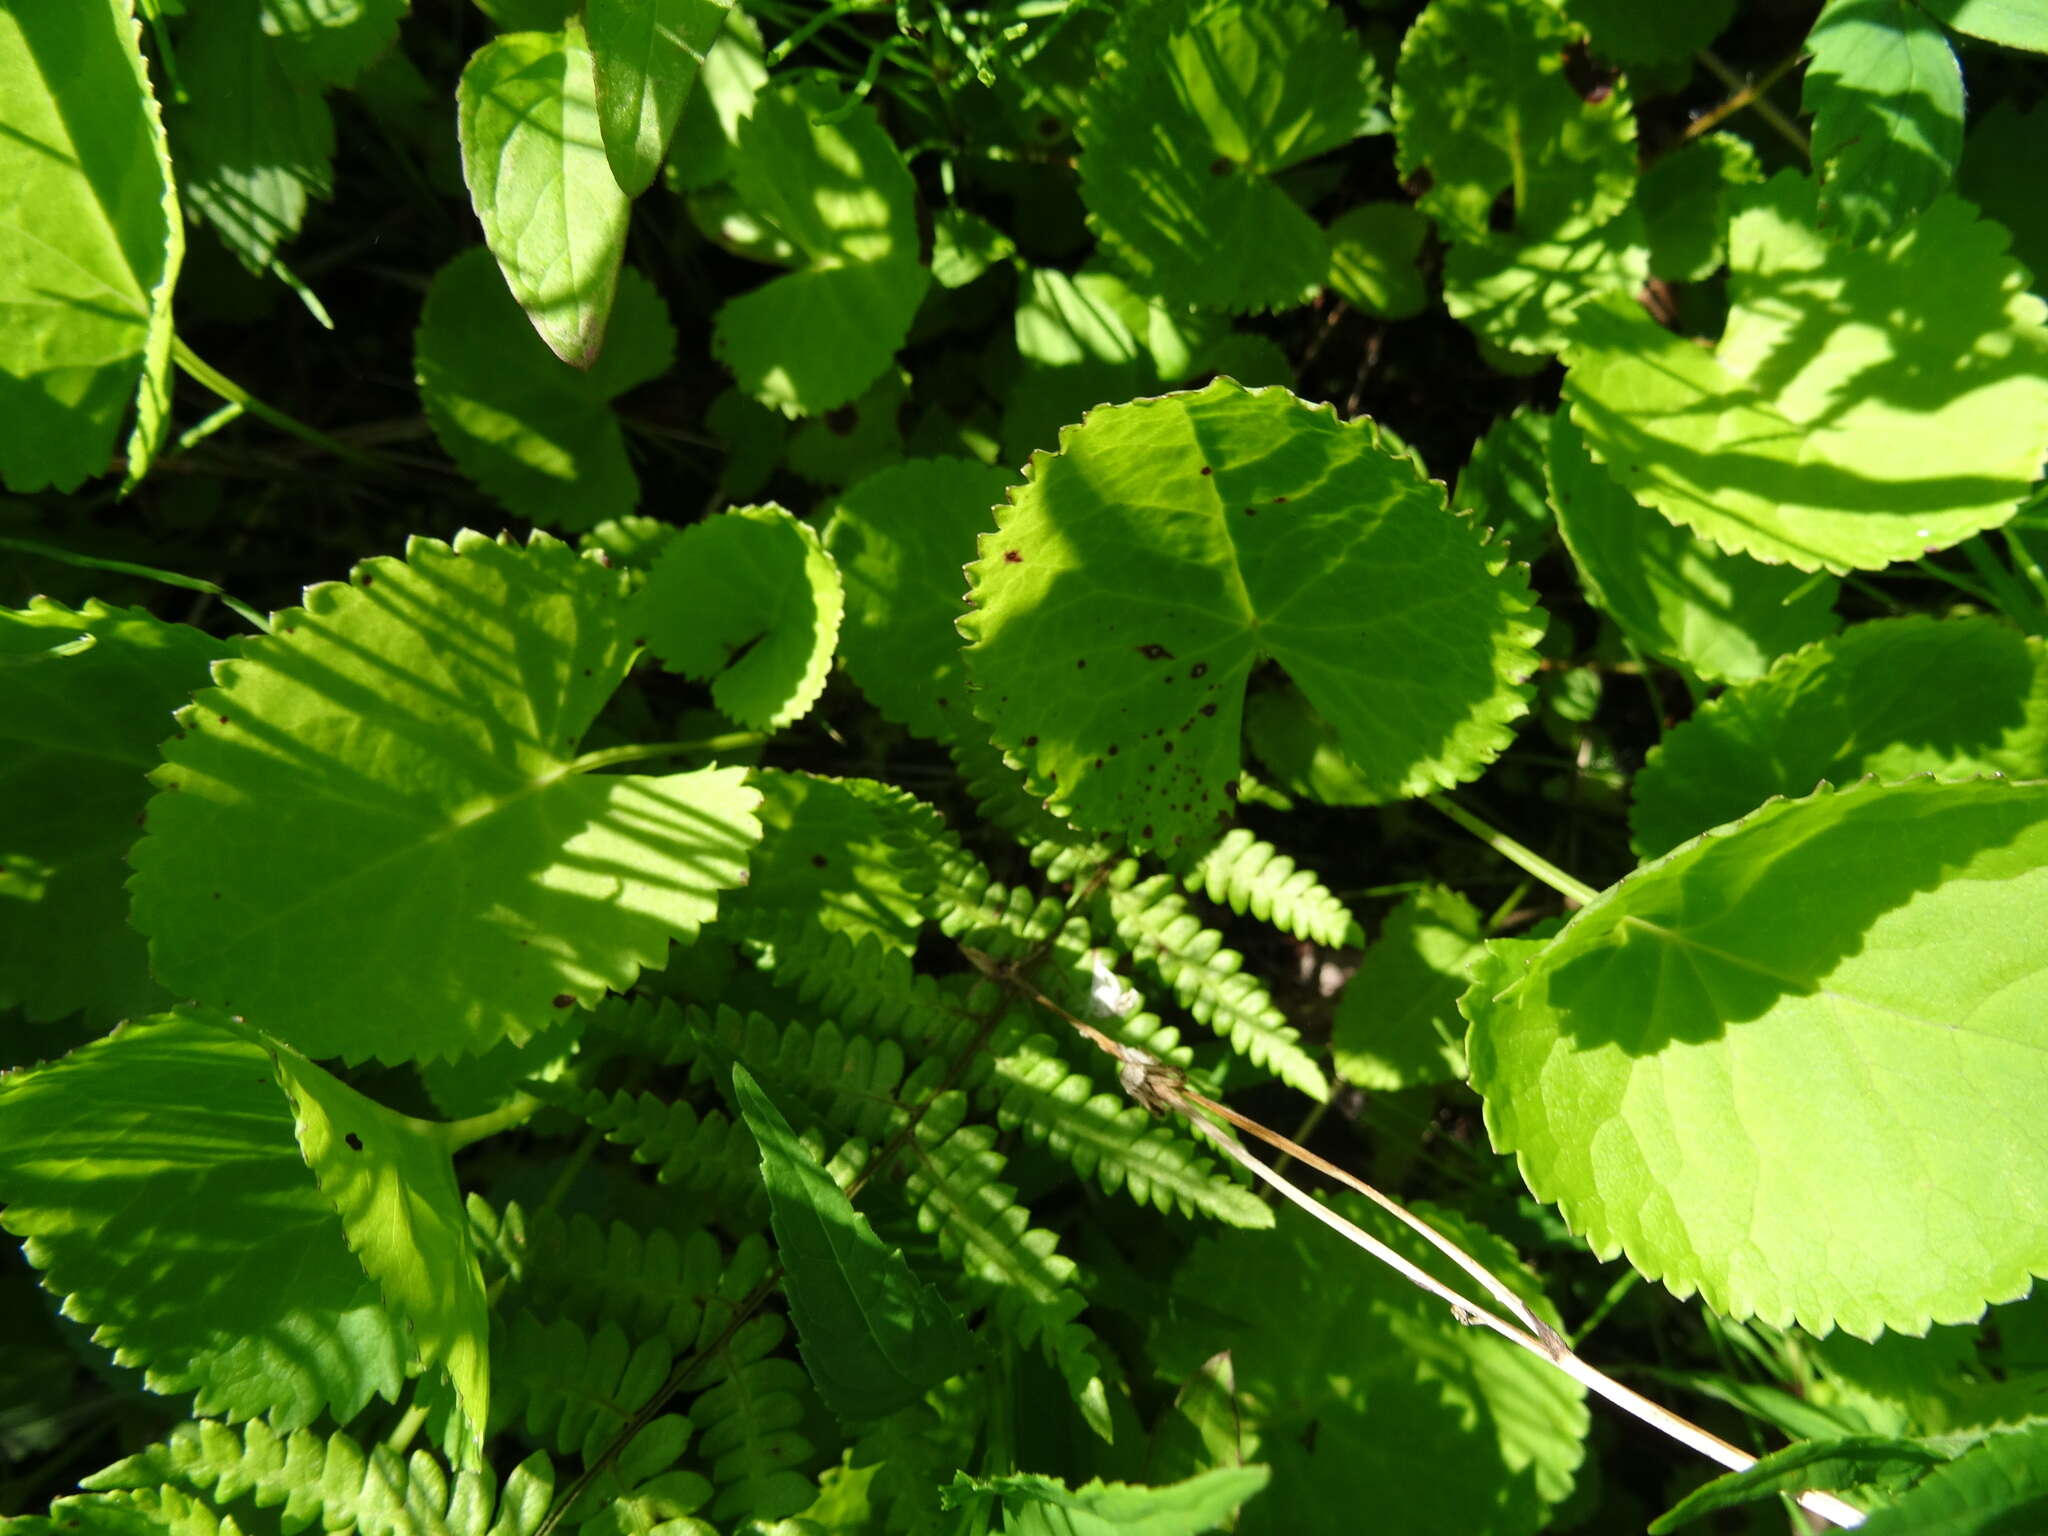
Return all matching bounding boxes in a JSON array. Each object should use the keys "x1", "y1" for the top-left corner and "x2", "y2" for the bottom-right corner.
[
  {"x1": 129, "y1": 530, "x2": 762, "y2": 1065},
  {"x1": 1467, "y1": 777, "x2": 2048, "y2": 1338},
  {"x1": 1325, "y1": 202, "x2": 1429, "y2": 318},
  {"x1": 1854, "y1": 1420, "x2": 2048, "y2": 1532},
  {"x1": 1631, "y1": 616, "x2": 2048, "y2": 856},
  {"x1": 724, "y1": 772, "x2": 930, "y2": 951},
  {"x1": 0, "y1": 599, "x2": 222, "y2": 1024},
  {"x1": 587, "y1": 0, "x2": 732, "y2": 198},
  {"x1": 664, "y1": 10, "x2": 765, "y2": 191},
  {"x1": 732, "y1": 1064, "x2": 977, "y2": 1425},
  {"x1": 0, "y1": 0, "x2": 181, "y2": 493},
  {"x1": 1804, "y1": 0, "x2": 1964, "y2": 242},
  {"x1": 1564, "y1": 173, "x2": 2048, "y2": 572},
  {"x1": 1077, "y1": 0, "x2": 1384, "y2": 313},
  {"x1": 1332, "y1": 884, "x2": 1483, "y2": 1089},
  {"x1": 1394, "y1": 0, "x2": 1637, "y2": 243},
  {"x1": 943, "y1": 1467, "x2": 1271, "y2": 1535},
  {"x1": 458, "y1": 25, "x2": 628, "y2": 368},
  {"x1": 1547, "y1": 411, "x2": 1840, "y2": 683},
  {"x1": 416, "y1": 249, "x2": 677, "y2": 530},
  {"x1": 268, "y1": 1042, "x2": 491, "y2": 1465},
  {"x1": 1637, "y1": 133, "x2": 1762, "y2": 282},
  {"x1": 1155, "y1": 1198, "x2": 1587, "y2": 1536},
  {"x1": 631, "y1": 504, "x2": 842, "y2": 730},
  {"x1": 825, "y1": 457, "x2": 1016, "y2": 742},
  {"x1": 963, "y1": 379, "x2": 1542, "y2": 853},
  {"x1": 0, "y1": 1011, "x2": 405, "y2": 1428},
  {"x1": 1443, "y1": 208, "x2": 1648, "y2": 355},
  {"x1": 1566, "y1": 0, "x2": 1736, "y2": 63},
  {"x1": 1918, "y1": 0, "x2": 2048, "y2": 50},
  {"x1": 1649, "y1": 1435, "x2": 1945, "y2": 1532},
  {"x1": 711, "y1": 81, "x2": 928, "y2": 414}
]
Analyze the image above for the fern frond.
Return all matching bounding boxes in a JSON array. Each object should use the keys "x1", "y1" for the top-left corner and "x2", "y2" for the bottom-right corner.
[
  {"x1": 85, "y1": 1423, "x2": 552, "y2": 1536},
  {"x1": 689, "y1": 1338, "x2": 816, "y2": 1523},
  {"x1": 493, "y1": 1312, "x2": 679, "y2": 1466},
  {"x1": 527, "y1": 1082, "x2": 764, "y2": 1221},
  {"x1": 22, "y1": 1488, "x2": 249, "y2": 1536},
  {"x1": 1177, "y1": 827, "x2": 1361, "y2": 947},
  {"x1": 681, "y1": 1003, "x2": 914, "y2": 1145}
]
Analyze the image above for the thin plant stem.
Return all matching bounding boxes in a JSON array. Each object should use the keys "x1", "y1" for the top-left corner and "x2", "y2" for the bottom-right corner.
[
  {"x1": 438, "y1": 1091, "x2": 543, "y2": 1152},
  {"x1": 172, "y1": 339, "x2": 384, "y2": 469},
  {"x1": 1679, "y1": 49, "x2": 1804, "y2": 147},
  {"x1": 566, "y1": 733, "x2": 768, "y2": 774},
  {"x1": 2004, "y1": 528, "x2": 2048, "y2": 614},
  {"x1": 1425, "y1": 794, "x2": 1599, "y2": 907},
  {"x1": 1696, "y1": 50, "x2": 1811, "y2": 159},
  {"x1": 0, "y1": 535, "x2": 271, "y2": 635}
]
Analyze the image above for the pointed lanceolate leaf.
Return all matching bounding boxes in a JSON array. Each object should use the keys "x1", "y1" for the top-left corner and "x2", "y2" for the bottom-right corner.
[
  {"x1": 0, "y1": 0, "x2": 182, "y2": 493},
  {"x1": 417, "y1": 248, "x2": 676, "y2": 529},
  {"x1": 459, "y1": 24, "x2": 629, "y2": 367},
  {"x1": 1466, "y1": 777, "x2": 2048, "y2": 1338},
  {"x1": 1546, "y1": 410, "x2": 1839, "y2": 684},
  {"x1": 587, "y1": 0, "x2": 732, "y2": 197},
  {"x1": 1649, "y1": 1436, "x2": 1945, "y2": 1533},
  {"x1": 0, "y1": 1011, "x2": 406, "y2": 1428},
  {"x1": 0, "y1": 600, "x2": 224, "y2": 1024},
  {"x1": 630, "y1": 504, "x2": 842, "y2": 730},
  {"x1": 1853, "y1": 1421, "x2": 2048, "y2": 1534},
  {"x1": 824, "y1": 457, "x2": 1018, "y2": 743},
  {"x1": 1803, "y1": 0, "x2": 1965, "y2": 243},
  {"x1": 942, "y1": 1467, "x2": 1272, "y2": 1536},
  {"x1": 129, "y1": 531, "x2": 763, "y2": 1066},
  {"x1": 1563, "y1": 173, "x2": 2048, "y2": 572},
  {"x1": 962, "y1": 379, "x2": 1543, "y2": 854},
  {"x1": 268, "y1": 1042, "x2": 491, "y2": 1466},
  {"x1": 732, "y1": 1064, "x2": 976, "y2": 1425},
  {"x1": 1630, "y1": 616, "x2": 2048, "y2": 857}
]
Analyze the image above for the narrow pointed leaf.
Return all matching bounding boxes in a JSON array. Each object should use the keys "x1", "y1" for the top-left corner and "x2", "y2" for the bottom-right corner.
[
  {"x1": 1650, "y1": 1435, "x2": 1945, "y2": 1533},
  {"x1": 1854, "y1": 1421, "x2": 2048, "y2": 1533},
  {"x1": 587, "y1": 0, "x2": 732, "y2": 197}
]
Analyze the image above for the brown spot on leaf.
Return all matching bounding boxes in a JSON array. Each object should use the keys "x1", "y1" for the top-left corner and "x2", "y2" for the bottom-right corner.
[
  {"x1": 552, "y1": 994, "x2": 575, "y2": 1009},
  {"x1": 1137, "y1": 643, "x2": 1175, "y2": 660},
  {"x1": 825, "y1": 406, "x2": 859, "y2": 436},
  {"x1": 1199, "y1": 465, "x2": 1213, "y2": 476},
  {"x1": 345, "y1": 1133, "x2": 364, "y2": 1151},
  {"x1": 811, "y1": 854, "x2": 829, "y2": 868},
  {"x1": 1004, "y1": 549, "x2": 1022, "y2": 563},
  {"x1": 1190, "y1": 661, "x2": 1209, "y2": 679},
  {"x1": 1201, "y1": 703, "x2": 1217, "y2": 717}
]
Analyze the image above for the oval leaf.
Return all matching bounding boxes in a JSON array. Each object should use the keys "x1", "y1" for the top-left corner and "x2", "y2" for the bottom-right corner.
[
  {"x1": 961, "y1": 378, "x2": 1543, "y2": 853},
  {"x1": 587, "y1": 0, "x2": 732, "y2": 198}
]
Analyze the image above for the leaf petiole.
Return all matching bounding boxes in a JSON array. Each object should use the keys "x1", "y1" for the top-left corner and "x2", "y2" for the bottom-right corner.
[{"x1": 1426, "y1": 793, "x2": 1598, "y2": 906}]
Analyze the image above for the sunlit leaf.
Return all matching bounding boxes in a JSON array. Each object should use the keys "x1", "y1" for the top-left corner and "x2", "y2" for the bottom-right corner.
[
  {"x1": 1650, "y1": 1435, "x2": 1945, "y2": 1533},
  {"x1": 943, "y1": 1467, "x2": 1272, "y2": 1536},
  {"x1": 1332, "y1": 885, "x2": 1484, "y2": 1089},
  {"x1": 1856, "y1": 1420, "x2": 2048, "y2": 1533},
  {"x1": 1918, "y1": 0, "x2": 2048, "y2": 51},
  {"x1": 1326, "y1": 201, "x2": 1429, "y2": 319},
  {"x1": 587, "y1": 0, "x2": 732, "y2": 198},
  {"x1": 1637, "y1": 132, "x2": 1762, "y2": 283},
  {"x1": 1443, "y1": 208, "x2": 1648, "y2": 356}
]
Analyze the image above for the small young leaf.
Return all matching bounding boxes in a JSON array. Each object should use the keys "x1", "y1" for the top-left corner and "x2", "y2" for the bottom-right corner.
[
  {"x1": 1332, "y1": 885, "x2": 1484, "y2": 1090},
  {"x1": 962, "y1": 378, "x2": 1543, "y2": 853},
  {"x1": 824, "y1": 457, "x2": 1017, "y2": 743},
  {"x1": 942, "y1": 1466, "x2": 1272, "y2": 1536},
  {"x1": 1453, "y1": 408, "x2": 1554, "y2": 556},
  {"x1": 1804, "y1": 0, "x2": 1965, "y2": 242},
  {"x1": 130, "y1": 530, "x2": 763, "y2": 1066},
  {"x1": 1467, "y1": 777, "x2": 2048, "y2": 1338},
  {"x1": 1325, "y1": 201, "x2": 1430, "y2": 319},
  {"x1": 586, "y1": 0, "x2": 732, "y2": 198},
  {"x1": 631, "y1": 504, "x2": 843, "y2": 730},
  {"x1": 1630, "y1": 615, "x2": 2048, "y2": 857},
  {"x1": 1564, "y1": 173, "x2": 2048, "y2": 572},
  {"x1": 1855, "y1": 1420, "x2": 2048, "y2": 1533},
  {"x1": 0, "y1": 1011, "x2": 405, "y2": 1428},
  {"x1": 0, "y1": 0, "x2": 182, "y2": 493},
  {"x1": 1649, "y1": 1435, "x2": 1945, "y2": 1533},
  {"x1": 1546, "y1": 410, "x2": 1840, "y2": 683},
  {"x1": 458, "y1": 23, "x2": 629, "y2": 367},
  {"x1": 732, "y1": 1063, "x2": 976, "y2": 1426}
]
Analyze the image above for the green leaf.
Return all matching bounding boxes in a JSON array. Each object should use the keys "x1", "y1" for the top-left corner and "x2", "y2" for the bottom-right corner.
[
  {"x1": 1244, "y1": 683, "x2": 1380, "y2": 807},
  {"x1": 1466, "y1": 776, "x2": 2048, "y2": 1337},
  {"x1": 630, "y1": 504, "x2": 843, "y2": 731},
  {"x1": 1563, "y1": 173, "x2": 2048, "y2": 572},
  {"x1": 1637, "y1": 132, "x2": 1763, "y2": 283},
  {"x1": 0, "y1": 0, "x2": 182, "y2": 493},
  {"x1": 1155, "y1": 1197, "x2": 1586, "y2": 1536},
  {"x1": 0, "y1": 1010, "x2": 405, "y2": 1427},
  {"x1": 931, "y1": 208, "x2": 1016, "y2": 289},
  {"x1": 1804, "y1": 0, "x2": 1965, "y2": 243},
  {"x1": 785, "y1": 368, "x2": 910, "y2": 486},
  {"x1": 1325, "y1": 201, "x2": 1430, "y2": 319},
  {"x1": 962, "y1": 378, "x2": 1543, "y2": 854},
  {"x1": 1394, "y1": 0, "x2": 1637, "y2": 243},
  {"x1": 0, "y1": 599, "x2": 224, "y2": 1025},
  {"x1": 129, "y1": 530, "x2": 763, "y2": 1066},
  {"x1": 1630, "y1": 615, "x2": 2048, "y2": 857},
  {"x1": 587, "y1": 0, "x2": 732, "y2": 198},
  {"x1": 1332, "y1": 885, "x2": 1484, "y2": 1089},
  {"x1": 1443, "y1": 207, "x2": 1649, "y2": 356},
  {"x1": 1453, "y1": 408, "x2": 1554, "y2": 556},
  {"x1": 722, "y1": 772, "x2": 932, "y2": 954},
  {"x1": 1857, "y1": 1421, "x2": 2048, "y2": 1533},
  {"x1": 1077, "y1": 0, "x2": 1384, "y2": 313},
  {"x1": 1566, "y1": 0, "x2": 1736, "y2": 63},
  {"x1": 266, "y1": 1042, "x2": 491, "y2": 1466},
  {"x1": 458, "y1": 24, "x2": 629, "y2": 368},
  {"x1": 259, "y1": 0, "x2": 407, "y2": 88},
  {"x1": 942, "y1": 1467, "x2": 1271, "y2": 1536},
  {"x1": 664, "y1": 11, "x2": 765, "y2": 192},
  {"x1": 1957, "y1": 102, "x2": 2048, "y2": 288},
  {"x1": 1649, "y1": 1435, "x2": 1945, "y2": 1532},
  {"x1": 731, "y1": 1063, "x2": 976, "y2": 1426},
  {"x1": 171, "y1": 0, "x2": 335, "y2": 274},
  {"x1": 416, "y1": 249, "x2": 675, "y2": 530},
  {"x1": 710, "y1": 81, "x2": 928, "y2": 414},
  {"x1": 824, "y1": 457, "x2": 1017, "y2": 743},
  {"x1": 1918, "y1": 0, "x2": 2048, "y2": 51},
  {"x1": 1546, "y1": 410, "x2": 1840, "y2": 683}
]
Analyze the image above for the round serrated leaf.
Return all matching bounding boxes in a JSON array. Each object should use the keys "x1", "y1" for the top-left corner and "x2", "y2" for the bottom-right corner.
[
  {"x1": 130, "y1": 530, "x2": 763, "y2": 1066},
  {"x1": 1394, "y1": 0, "x2": 1637, "y2": 244},
  {"x1": 824, "y1": 457, "x2": 1016, "y2": 743},
  {"x1": 1467, "y1": 777, "x2": 2048, "y2": 1338},
  {"x1": 417, "y1": 248, "x2": 675, "y2": 530},
  {"x1": 1563, "y1": 173, "x2": 2048, "y2": 573},
  {"x1": 630, "y1": 505, "x2": 842, "y2": 731},
  {"x1": 0, "y1": 1010, "x2": 405, "y2": 1428},
  {"x1": 0, "y1": 599, "x2": 224, "y2": 1024},
  {"x1": 961, "y1": 379, "x2": 1543, "y2": 853},
  {"x1": 1077, "y1": 0, "x2": 1382, "y2": 313},
  {"x1": 1631, "y1": 616, "x2": 2048, "y2": 858}
]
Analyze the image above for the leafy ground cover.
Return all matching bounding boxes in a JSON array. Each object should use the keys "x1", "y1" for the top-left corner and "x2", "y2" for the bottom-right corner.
[{"x1": 5, "y1": 1, "x2": 2048, "y2": 1533}]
